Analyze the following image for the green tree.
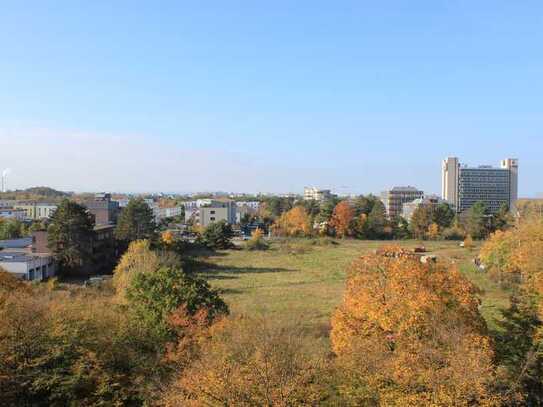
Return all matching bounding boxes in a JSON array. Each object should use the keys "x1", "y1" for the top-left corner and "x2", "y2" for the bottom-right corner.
[
  {"x1": 315, "y1": 197, "x2": 340, "y2": 224},
  {"x1": 462, "y1": 201, "x2": 491, "y2": 239},
  {"x1": 433, "y1": 202, "x2": 455, "y2": 229},
  {"x1": 126, "y1": 266, "x2": 228, "y2": 338},
  {"x1": 202, "y1": 220, "x2": 234, "y2": 249},
  {"x1": 352, "y1": 194, "x2": 380, "y2": 217},
  {"x1": 494, "y1": 203, "x2": 514, "y2": 231},
  {"x1": 366, "y1": 200, "x2": 387, "y2": 239},
  {"x1": 47, "y1": 199, "x2": 94, "y2": 274},
  {"x1": 0, "y1": 219, "x2": 24, "y2": 240},
  {"x1": 115, "y1": 198, "x2": 156, "y2": 242}
]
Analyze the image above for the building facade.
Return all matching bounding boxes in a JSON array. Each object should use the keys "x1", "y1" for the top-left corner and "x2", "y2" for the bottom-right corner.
[
  {"x1": 0, "y1": 208, "x2": 27, "y2": 221},
  {"x1": 441, "y1": 157, "x2": 519, "y2": 213},
  {"x1": 303, "y1": 187, "x2": 333, "y2": 202},
  {"x1": 14, "y1": 202, "x2": 57, "y2": 220},
  {"x1": 381, "y1": 186, "x2": 424, "y2": 218},
  {"x1": 402, "y1": 195, "x2": 445, "y2": 222},
  {"x1": 85, "y1": 193, "x2": 120, "y2": 225}
]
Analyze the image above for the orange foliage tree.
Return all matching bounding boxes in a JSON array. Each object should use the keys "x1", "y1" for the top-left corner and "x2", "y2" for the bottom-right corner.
[
  {"x1": 161, "y1": 317, "x2": 326, "y2": 406},
  {"x1": 330, "y1": 248, "x2": 500, "y2": 406},
  {"x1": 329, "y1": 200, "x2": 355, "y2": 238},
  {"x1": 272, "y1": 206, "x2": 312, "y2": 237}
]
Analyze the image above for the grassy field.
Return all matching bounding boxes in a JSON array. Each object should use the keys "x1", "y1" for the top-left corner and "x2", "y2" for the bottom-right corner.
[{"x1": 195, "y1": 239, "x2": 510, "y2": 334}]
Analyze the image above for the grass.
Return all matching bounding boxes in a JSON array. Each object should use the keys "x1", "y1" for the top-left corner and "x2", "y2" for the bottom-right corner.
[{"x1": 195, "y1": 239, "x2": 510, "y2": 333}]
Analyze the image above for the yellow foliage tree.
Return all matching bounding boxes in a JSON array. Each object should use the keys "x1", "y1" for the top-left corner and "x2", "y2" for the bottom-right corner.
[
  {"x1": 427, "y1": 222, "x2": 440, "y2": 240},
  {"x1": 161, "y1": 230, "x2": 175, "y2": 246},
  {"x1": 273, "y1": 206, "x2": 312, "y2": 237},
  {"x1": 112, "y1": 240, "x2": 160, "y2": 303},
  {"x1": 330, "y1": 249, "x2": 500, "y2": 406},
  {"x1": 464, "y1": 234, "x2": 474, "y2": 249}
]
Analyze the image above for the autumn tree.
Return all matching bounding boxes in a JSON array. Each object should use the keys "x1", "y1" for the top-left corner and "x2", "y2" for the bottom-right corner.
[
  {"x1": 47, "y1": 199, "x2": 95, "y2": 275},
  {"x1": 410, "y1": 204, "x2": 434, "y2": 239},
  {"x1": 273, "y1": 206, "x2": 312, "y2": 237},
  {"x1": 162, "y1": 317, "x2": 327, "y2": 406},
  {"x1": 330, "y1": 248, "x2": 500, "y2": 406},
  {"x1": 126, "y1": 266, "x2": 228, "y2": 338},
  {"x1": 245, "y1": 228, "x2": 268, "y2": 250},
  {"x1": 427, "y1": 222, "x2": 440, "y2": 240},
  {"x1": 329, "y1": 200, "x2": 355, "y2": 238},
  {"x1": 115, "y1": 197, "x2": 156, "y2": 242}
]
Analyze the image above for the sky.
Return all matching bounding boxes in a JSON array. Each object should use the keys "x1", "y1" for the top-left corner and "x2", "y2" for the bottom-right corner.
[{"x1": 1, "y1": 1, "x2": 542, "y2": 196}]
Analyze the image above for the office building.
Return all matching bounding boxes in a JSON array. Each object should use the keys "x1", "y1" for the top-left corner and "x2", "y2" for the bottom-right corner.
[
  {"x1": 381, "y1": 186, "x2": 424, "y2": 218},
  {"x1": 442, "y1": 157, "x2": 519, "y2": 213},
  {"x1": 185, "y1": 200, "x2": 237, "y2": 227}
]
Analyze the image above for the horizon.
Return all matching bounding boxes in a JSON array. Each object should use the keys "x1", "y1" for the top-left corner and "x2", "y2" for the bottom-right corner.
[{"x1": 2, "y1": 2, "x2": 543, "y2": 196}]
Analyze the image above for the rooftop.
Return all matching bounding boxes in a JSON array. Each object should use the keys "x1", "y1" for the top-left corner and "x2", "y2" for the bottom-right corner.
[{"x1": 0, "y1": 238, "x2": 32, "y2": 249}]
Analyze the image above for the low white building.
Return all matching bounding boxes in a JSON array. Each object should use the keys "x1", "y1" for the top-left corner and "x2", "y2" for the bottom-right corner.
[{"x1": 0, "y1": 251, "x2": 56, "y2": 281}]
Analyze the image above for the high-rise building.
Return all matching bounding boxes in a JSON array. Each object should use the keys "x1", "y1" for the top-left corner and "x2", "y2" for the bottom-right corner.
[
  {"x1": 381, "y1": 186, "x2": 424, "y2": 218},
  {"x1": 441, "y1": 157, "x2": 518, "y2": 213}
]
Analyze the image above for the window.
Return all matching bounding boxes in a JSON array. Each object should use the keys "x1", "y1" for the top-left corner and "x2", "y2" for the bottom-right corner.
[
  {"x1": 210, "y1": 217, "x2": 216, "y2": 221},
  {"x1": 210, "y1": 210, "x2": 215, "y2": 214}
]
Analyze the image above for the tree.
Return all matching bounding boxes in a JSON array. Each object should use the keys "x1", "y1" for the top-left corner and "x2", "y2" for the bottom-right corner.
[
  {"x1": 202, "y1": 220, "x2": 234, "y2": 249},
  {"x1": 410, "y1": 204, "x2": 433, "y2": 240},
  {"x1": 366, "y1": 200, "x2": 387, "y2": 239},
  {"x1": 126, "y1": 266, "x2": 228, "y2": 338},
  {"x1": 47, "y1": 199, "x2": 95, "y2": 274},
  {"x1": 462, "y1": 201, "x2": 491, "y2": 239},
  {"x1": 0, "y1": 218, "x2": 25, "y2": 240},
  {"x1": 494, "y1": 203, "x2": 514, "y2": 231},
  {"x1": 113, "y1": 240, "x2": 161, "y2": 303},
  {"x1": 245, "y1": 228, "x2": 268, "y2": 251},
  {"x1": 330, "y1": 248, "x2": 500, "y2": 405},
  {"x1": 273, "y1": 206, "x2": 312, "y2": 237},
  {"x1": 162, "y1": 317, "x2": 327, "y2": 406},
  {"x1": 316, "y1": 197, "x2": 341, "y2": 224},
  {"x1": 115, "y1": 198, "x2": 156, "y2": 242},
  {"x1": 329, "y1": 201, "x2": 355, "y2": 238},
  {"x1": 161, "y1": 230, "x2": 175, "y2": 246},
  {"x1": 433, "y1": 203, "x2": 455, "y2": 229},
  {"x1": 427, "y1": 222, "x2": 440, "y2": 240}
]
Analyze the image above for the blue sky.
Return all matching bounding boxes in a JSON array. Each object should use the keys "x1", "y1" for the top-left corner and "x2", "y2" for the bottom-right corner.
[{"x1": 1, "y1": 1, "x2": 542, "y2": 196}]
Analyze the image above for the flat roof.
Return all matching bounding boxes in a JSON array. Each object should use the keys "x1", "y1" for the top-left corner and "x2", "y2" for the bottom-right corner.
[{"x1": 0, "y1": 238, "x2": 32, "y2": 249}]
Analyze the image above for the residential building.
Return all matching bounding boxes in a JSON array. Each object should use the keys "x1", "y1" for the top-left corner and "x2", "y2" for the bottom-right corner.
[
  {"x1": 381, "y1": 186, "x2": 424, "y2": 218},
  {"x1": 0, "y1": 208, "x2": 27, "y2": 221},
  {"x1": 441, "y1": 157, "x2": 519, "y2": 213},
  {"x1": 304, "y1": 187, "x2": 333, "y2": 202},
  {"x1": 84, "y1": 193, "x2": 120, "y2": 225},
  {"x1": 402, "y1": 195, "x2": 445, "y2": 221},
  {"x1": 14, "y1": 202, "x2": 57, "y2": 220}
]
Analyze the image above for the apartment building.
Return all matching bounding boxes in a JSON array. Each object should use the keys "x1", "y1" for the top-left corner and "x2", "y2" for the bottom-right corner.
[
  {"x1": 381, "y1": 186, "x2": 424, "y2": 218},
  {"x1": 442, "y1": 157, "x2": 519, "y2": 213},
  {"x1": 14, "y1": 202, "x2": 57, "y2": 220},
  {"x1": 304, "y1": 187, "x2": 333, "y2": 202},
  {"x1": 0, "y1": 237, "x2": 55, "y2": 281}
]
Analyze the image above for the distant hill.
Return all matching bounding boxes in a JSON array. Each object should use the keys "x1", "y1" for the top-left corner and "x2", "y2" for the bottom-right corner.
[
  {"x1": 23, "y1": 186, "x2": 70, "y2": 198},
  {"x1": 0, "y1": 186, "x2": 71, "y2": 202}
]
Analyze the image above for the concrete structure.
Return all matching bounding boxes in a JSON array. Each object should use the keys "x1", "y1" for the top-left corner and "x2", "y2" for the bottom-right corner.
[
  {"x1": 85, "y1": 193, "x2": 120, "y2": 225},
  {"x1": 0, "y1": 251, "x2": 56, "y2": 281},
  {"x1": 402, "y1": 195, "x2": 445, "y2": 221},
  {"x1": 0, "y1": 208, "x2": 27, "y2": 221},
  {"x1": 0, "y1": 237, "x2": 55, "y2": 281},
  {"x1": 186, "y1": 200, "x2": 237, "y2": 227},
  {"x1": 441, "y1": 157, "x2": 519, "y2": 213},
  {"x1": 381, "y1": 186, "x2": 424, "y2": 218},
  {"x1": 304, "y1": 187, "x2": 333, "y2": 202},
  {"x1": 14, "y1": 202, "x2": 57, "y2": 220}
]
